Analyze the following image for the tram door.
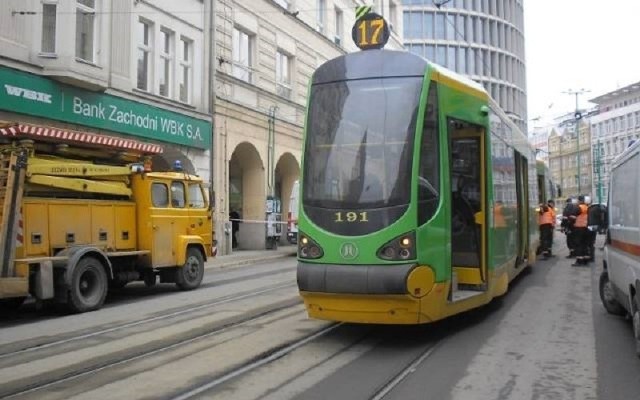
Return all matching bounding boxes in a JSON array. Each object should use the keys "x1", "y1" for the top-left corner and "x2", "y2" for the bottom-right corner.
[
  {"x1": 448, "y1": 118, "x2": 487, "y2": 288},
  {"x1": 514, "y1": 152, "x2": 529, "y2": 263}
]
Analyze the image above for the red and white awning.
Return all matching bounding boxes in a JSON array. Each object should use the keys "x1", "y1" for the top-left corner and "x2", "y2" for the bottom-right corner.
[{"x1": 0, "y1": 123, "x2": 163, "y2": 154}]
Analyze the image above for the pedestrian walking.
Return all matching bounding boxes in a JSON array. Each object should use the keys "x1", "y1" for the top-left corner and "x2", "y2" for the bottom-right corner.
[
  {"x1": 229, "y1": 210, "x2": 241, "y2": 249},
  {"x1": 570, "y1": 196, "x2": 590, "y2": 266}
]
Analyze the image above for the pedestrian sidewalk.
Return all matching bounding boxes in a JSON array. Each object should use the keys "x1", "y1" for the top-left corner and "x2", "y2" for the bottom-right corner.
[{"x1": 205, "y1": 244, "x2": 297, "y2": 270}]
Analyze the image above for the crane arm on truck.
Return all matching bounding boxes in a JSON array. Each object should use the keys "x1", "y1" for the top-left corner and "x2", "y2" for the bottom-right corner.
[
  {"x1": 0, "y1": 138, "x2": 152, "y2": 291},
  {"x1": 25, "y1": 155, "x2": 145, "y2": 196}
]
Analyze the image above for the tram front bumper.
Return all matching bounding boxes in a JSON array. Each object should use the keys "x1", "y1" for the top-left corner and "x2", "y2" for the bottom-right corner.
[
  {"x1": 297, "y1": 262, "x2": 441, "y2": 324},
  {"x1": 297, "y1": 261, "x2": 417, "y2": 295}
]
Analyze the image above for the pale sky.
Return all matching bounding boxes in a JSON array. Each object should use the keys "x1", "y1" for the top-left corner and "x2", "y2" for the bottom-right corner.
[{"x1": 524, "y1": 0, "x2": 640, "y2": 127}]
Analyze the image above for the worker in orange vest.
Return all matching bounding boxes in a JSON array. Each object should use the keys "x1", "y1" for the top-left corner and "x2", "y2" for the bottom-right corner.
[
  {"x1": 538, "y1": 200, "x2": 555, "y2": 258},
  {"x1": 569, "y1": 195, "x2": 590, "y2": 266}
]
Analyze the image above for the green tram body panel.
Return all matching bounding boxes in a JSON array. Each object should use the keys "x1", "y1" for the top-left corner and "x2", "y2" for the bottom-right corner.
[{"x1": 297, "y1": 49, "x2": 540, "y2": 324}]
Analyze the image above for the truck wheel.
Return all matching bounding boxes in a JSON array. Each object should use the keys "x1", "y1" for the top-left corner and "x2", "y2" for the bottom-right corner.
[
  {"x1": 176, "y1": 248, "x2": 204, "y2": 290},
  {"x1": 68, "y1": 256, "x2": 108, "y2": 313},
  {"x1": 599, "y1": 272, "x2": 626, "y2": 316}
]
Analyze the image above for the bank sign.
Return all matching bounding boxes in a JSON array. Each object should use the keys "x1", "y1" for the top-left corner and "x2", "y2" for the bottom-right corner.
[{"x1": 0, "y1": 66, "x2": 211, "y2": 149}]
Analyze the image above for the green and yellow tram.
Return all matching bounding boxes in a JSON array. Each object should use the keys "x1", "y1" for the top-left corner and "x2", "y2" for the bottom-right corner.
[{"x1": 296, "y1": 13, "x2": 541, "y2": 324}]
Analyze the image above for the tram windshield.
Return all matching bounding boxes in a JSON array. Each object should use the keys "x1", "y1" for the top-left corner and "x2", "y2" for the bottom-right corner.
[{"x1": 303, "y1": 77, "x2": 423, "y2": 209}]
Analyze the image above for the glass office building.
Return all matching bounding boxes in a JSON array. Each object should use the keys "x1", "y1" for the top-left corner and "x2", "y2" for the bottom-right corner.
[{"x1": 403, "y1": 0, "x2": 527, "y2": 131}]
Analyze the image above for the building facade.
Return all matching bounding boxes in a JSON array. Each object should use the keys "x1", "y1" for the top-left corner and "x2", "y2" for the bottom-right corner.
[
  {"x1": 212, "y1": 0, "x2": 405, "y2": 253},
  {"x1": 402, "y1": 0, "x2": 527, "y2": 132},
  {"x1": 0, "y1": 0, "x2": 214, "y2": 177},
  {"x1": 0, "y1": 0, "x2": 405, "y2": 255},
  {"x1": 589, "y1": 82, "x2": 640, "y2": 204},
  {"x1": 547, "y1": 117, "x2": 593, "y2": 201}
]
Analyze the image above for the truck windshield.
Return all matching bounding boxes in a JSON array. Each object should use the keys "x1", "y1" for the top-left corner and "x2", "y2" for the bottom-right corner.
[{"x1": 303, "y1": 77, "x2": 422, "y2": 209}]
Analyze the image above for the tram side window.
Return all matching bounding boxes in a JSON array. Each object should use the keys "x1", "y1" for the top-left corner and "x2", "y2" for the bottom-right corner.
[
  {"x1": 152, "y1": 183, "x2": 169, "y2": 207},
  {"x1": 418, "y1": 81, "x2": 440, "y2": 225},
  {"x1": 171, "y1": 181, "x2": 186, "y2": 208}
]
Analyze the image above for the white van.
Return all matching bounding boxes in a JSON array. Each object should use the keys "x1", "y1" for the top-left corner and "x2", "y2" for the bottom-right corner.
[
  {"x1": 287, "y1": 180, "x2": 299, "y2": 244},
  {"x1": 600, "y1": 140, "x2": 640, "y2": 356}
]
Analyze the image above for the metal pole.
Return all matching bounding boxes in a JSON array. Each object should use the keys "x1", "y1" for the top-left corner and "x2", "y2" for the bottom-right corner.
[
  {"x1": 563, "y1": 89, "x2": 590, "y2": 196},
  {"x1": 267, "y1": 106, "x2": 277, "y2": 197},
  {"x1": 596, "y1": 140, "x2": 602, "y2": 203},
  {"x1": 559, "y1": 137, "x2": 563, "y2": 198},
  {"x1": 574, "y1": 92, "x2": 581, "y2": 195}
]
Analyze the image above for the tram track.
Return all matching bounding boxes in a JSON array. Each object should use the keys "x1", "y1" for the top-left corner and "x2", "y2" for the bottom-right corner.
[
  {"x1": 170, "y1": 323, "x2": 344, "y2": 400},
  {"x1": 164, "y1": 323, "x2": 447, "y2": 400},
  {"x1": 0, "y1": 297, "x2": 304, "y2": 399},
  {"x1": 0, "y1": 280, "x2": 296, "y2": 359},
  {"x1": 369, "y1": 340, "x2": 444, "y2": 400}
]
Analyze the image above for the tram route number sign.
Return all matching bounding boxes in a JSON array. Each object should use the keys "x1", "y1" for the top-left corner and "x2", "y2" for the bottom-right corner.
[{"x1": 352, "y1": 12, "x2": 390, "y2": 51}]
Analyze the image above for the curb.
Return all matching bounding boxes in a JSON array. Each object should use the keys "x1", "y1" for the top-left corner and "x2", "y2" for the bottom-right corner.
[{"x1": 205, "y1": 252, "x2": 296, "y2": 270}]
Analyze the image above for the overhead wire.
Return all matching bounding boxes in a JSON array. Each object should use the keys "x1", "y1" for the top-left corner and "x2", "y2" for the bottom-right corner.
[{"x1": 427, "y1": 1, "x2": 529, "y2": 128}]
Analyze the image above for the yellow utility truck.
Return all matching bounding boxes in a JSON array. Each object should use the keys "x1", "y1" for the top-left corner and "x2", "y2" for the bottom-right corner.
[{"x1": 0, "y1": 127, "x2": 213, "y2": 313}]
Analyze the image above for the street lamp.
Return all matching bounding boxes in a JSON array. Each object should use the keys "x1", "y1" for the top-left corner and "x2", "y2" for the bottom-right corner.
[
  {"x1": 595, "y1": 139, "x2": 603, "y2": 203},
  {"x1": 563, "y1": 89, "x2": 590, "y2": 195},
  {"x1": 559, "y1": 135, "x2": 563, "y2": 195},
  {"x1": 575, "y1": 113, "x2": 582, "y2": 194}
]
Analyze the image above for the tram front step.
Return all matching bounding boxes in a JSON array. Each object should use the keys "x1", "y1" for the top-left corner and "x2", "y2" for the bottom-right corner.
[{"x1": 451, "y1": 289, "x2": 484, "y2": 302}]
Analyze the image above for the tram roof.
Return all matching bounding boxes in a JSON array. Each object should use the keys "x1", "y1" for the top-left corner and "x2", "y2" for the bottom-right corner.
[
  {"x1": 428, "y1": 63, "x2": 486, "y2": 96},
  {"x1": 312, "y1": 50, "x2": 427, "y2": 84},
  {"x1": 313, "y1": 50, "x2": 487, "y2": 97}
]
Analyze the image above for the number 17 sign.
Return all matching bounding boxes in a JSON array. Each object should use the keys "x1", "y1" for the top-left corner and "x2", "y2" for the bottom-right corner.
[{"x1": 351, "y1": 12, "x2": 390, "y2": 51}]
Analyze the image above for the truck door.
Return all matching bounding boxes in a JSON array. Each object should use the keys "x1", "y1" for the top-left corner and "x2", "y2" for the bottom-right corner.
[
  {"x1": 187, "y1": 182, "x2": 212, "y2": 255},
  {"x1": 149, "y1": 182, "x2": 177, "y2": 267}
]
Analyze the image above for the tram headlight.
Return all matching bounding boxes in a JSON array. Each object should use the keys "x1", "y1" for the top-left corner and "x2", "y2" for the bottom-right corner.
[
  {"x1": 377, "y1": 232, "x2": 416, "y2": 261},
  {"x1": 298, "y1": 232, "x2": 324, "y2": 260}
]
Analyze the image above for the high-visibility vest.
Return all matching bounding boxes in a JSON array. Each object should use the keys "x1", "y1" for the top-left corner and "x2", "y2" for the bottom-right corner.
[
  {"x1": 575, "y1": 204, "x2": 589, "y2": 228},
  {"x1": 539, "y1": 209, "x2": 554, "y2": 225},
  {"x1": 550, "y1": 207, "x2": 557, "y2": 226}
]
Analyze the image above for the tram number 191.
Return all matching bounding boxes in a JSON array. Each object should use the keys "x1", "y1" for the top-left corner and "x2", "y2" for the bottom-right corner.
[{"x1": 335, "y1": 211, "x2": 369, "y2": 223}]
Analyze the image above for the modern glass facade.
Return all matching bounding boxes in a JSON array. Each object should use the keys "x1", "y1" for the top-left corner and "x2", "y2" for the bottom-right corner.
[{"x1": 402, "y1": 0, "x2": 527, "y2": 131}]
